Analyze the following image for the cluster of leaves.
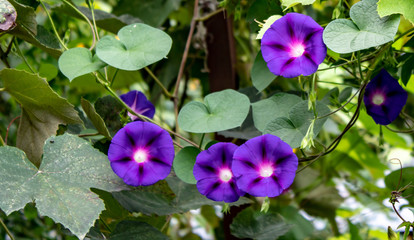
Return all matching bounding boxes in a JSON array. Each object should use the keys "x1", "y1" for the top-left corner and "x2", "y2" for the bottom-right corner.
[{"x1": 0, "y1": 0, "x2": 413, "y2": 239}]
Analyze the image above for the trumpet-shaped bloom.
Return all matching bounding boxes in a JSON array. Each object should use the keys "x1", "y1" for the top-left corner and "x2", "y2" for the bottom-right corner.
[
  {"x1": 363, "y1": 69, "x2": 408, "y2": 125},
  {"x1": 261, "y1": 13, "x2": 326, "y2": 78},
  {"x1": 108, "y1": 121, "x2": 174, "y2": 186},
  {"x1": 232, "y1": 134, "x2": 298, "y2": 197},
  {"x1": 193, "y1": 142, "x2": 244, "y2": 203},
  {"x1": 120, "y1": 90, "x2": 155, "y2": 120}
]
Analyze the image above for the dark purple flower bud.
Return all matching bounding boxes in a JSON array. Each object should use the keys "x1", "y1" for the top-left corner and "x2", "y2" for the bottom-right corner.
[
  {"x1": 0, "y1": 1, "x2": 16, "y2": 31},
  {"x1": 120, "y1": 90, "x2": 155, "y2": 120},
  {"x1": 232, "y1": 134, "x2": 298, "y2": 197},
  {"x1": 261, "y1": 13, "x2": 326, "y2": 78},
  {"x1": 108, "y1": 121, "x2": 174, "y2": 186},
  {"x1": 193, "y1": 142, "x2": 245, "y2": 203},
  {"x1": 363, "y1": 69, "x2": 408, "y2": 125}
]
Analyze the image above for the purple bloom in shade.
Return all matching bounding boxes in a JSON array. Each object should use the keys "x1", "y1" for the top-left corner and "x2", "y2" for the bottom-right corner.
[
  {"x1": 363, "y1": 69, "x2": 408, "y2": 125},
  {"x1": 108, "y1": 121, "x2": 174, "y2": 186},
  {"x1": 193, "y1": 142, "x2": 245, "y2": 203},
  {"x1": 232, "y1": 134, "x2": 298, "y2": 197},
  {"x1": 120, "y1": 90, "x2": 155, "y2": 121},
  {"x1": 261, "y1": 13, "x2": 326, "y2": 78}
]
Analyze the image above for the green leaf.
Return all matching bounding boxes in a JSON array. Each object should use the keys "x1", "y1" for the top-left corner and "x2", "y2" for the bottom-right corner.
[
  {"x1": 112, "y1": 177, "x2": 252, "y2": 216},
  {"x1": 278, "y1": 206, "x2": 314, "y2": 240},
  {"x1": 9, "y1": 0, "x2": 61, "y2": 57},
  {"x1": 178, "y1": 89, "x2": 250, "y2": 133},
  {"x1": 323, "y1": 0, "x2": 400, "y2": 54},
  {"x1": 109, "y1": 220, "x2": 168, "y2": 240},
  {"x1": 96, "y1": 23, "x2": 172, "y2": 71},
  {"x1": 58, "y1": 48, "x2": 107, "y2": 81},
  {"x1": 252, "y1": 93, "x2": 302, "y2": 132},
  {"x1": 348, "y1": 219, "x2": 363, "y2": 240},
  {"x1": 0, "y1": 133, "x2": 125, "y2": 239},
  {"x1": 81, "y1": 98, "x2": 112, "y2": 140},
  {"x1": 251, "y1": 51, "x2": 276, "y2": 92},
  {"x1": 385, "y1": 167, "x2": 414, "y2": 206},
  {"x1": 230, "y1": 208, "x2": 292, "y2": 240},
  {"x1": 173, "y1": 146, "x2": 200, "y2": 184},
  {"x1": 112, "y1": 0, "x2": 181, "y2": 27},
  {"x1": 300, "y1": 184, "x2": 343, "y2": 220},
  {"x1": 94, "y1": 95, "x2": 124, "y2": 136},
  {"x1": 39, "y1": 63, "x2": 58, "y2": 81},
  {"x1": 52, "y1": 4, "x2": 141, "y2": 34},
  {"x1": 0, "y1": 69, "x2": 82, "y2": 167},
  {"x1": 246, "y1": 0, "x2": 282, "y2": 33},
  {"x1": 281, "y1": 0, "x2": 315, "y2": 9},
  {"x1": 387, "y1": 226, "x2": 399, "y2": 240},
  {"x1": 264, "y1": 101, "x2": 330, "y2": 148},
  {"x1": 378, "y1": 0, "x2": 414, "y2": 25}
]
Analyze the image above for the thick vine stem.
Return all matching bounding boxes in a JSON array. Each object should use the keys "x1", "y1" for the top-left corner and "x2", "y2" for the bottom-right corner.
[{"x1": 173, "y1": 0, "x2": 199, "y2": 132}]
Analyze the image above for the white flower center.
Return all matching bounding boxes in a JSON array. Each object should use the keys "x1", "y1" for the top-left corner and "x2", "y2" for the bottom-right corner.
[
  {"x1": 219, "y1": 169, "x2": 232, "y2": 182},
  {"x1": 133, "y1": 149, "x2": 148, "y2": 163},
  {"x1": 372, "y1": 93, "x2": 385, "y2": 105},
  {"x1": 259, "y1": 165, "x2": 274, "y2": 178},
  {"x1": 291, "y1": 44, "x2": 305, "y2": 58}
]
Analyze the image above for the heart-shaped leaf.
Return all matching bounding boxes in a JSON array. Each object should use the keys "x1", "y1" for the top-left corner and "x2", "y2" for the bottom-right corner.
[
  {"x1": 377, "y1": 0, "x2": 414, "y2": 25},
  {"x1": 252, "y1": 93, "x2": 302, "y2": 132},
  {"x1": 251, "y1": 51, "x2": 277, "y2": 92},
  {"x1": 264, "y1": 101, "x2": 330, "y2": 148},
  {"x1": 0, "y1": 133, "x2": 125, "y2": 239},
  {"x1": 323, "y1": 0, "x2": 400, "y2": 54},
  {"x1": 177, "y1": 89, "x2": 250, "y2": 133},
  {"x1": 173, "y1": 146, "x2": 200, "y2": 184},
  {"x1": 96, "y1": 23, "x2": 172, "y2": 71},
  {"x1": 58, "y1": 47, "x2": 107, "y2": 81}
]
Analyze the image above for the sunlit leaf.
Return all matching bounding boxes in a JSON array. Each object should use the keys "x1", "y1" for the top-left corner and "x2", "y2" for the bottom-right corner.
[
  {"x1": 323, "y1": 0, "x2": 400, "y2": 54},
  {"x1": 377, "y1": 0, "x2": 414, "y2": 25}
]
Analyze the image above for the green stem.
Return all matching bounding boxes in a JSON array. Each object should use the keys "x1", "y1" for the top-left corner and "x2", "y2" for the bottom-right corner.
[
  {"x1": 61, "y1": 0, "x2": 96, "y2": 50},
  {"x1": 395, "y1": 27, "x2": 414, "y2": 42},
  {"x1": 110, "y1": 68, "x2": 119, "y2": 87},
  {"x1": 199, "y1": 133, "x2": 205, "y2": 149},
  {"x1": 97, "y1": 76, "x2": 199, "y2": 148},
  {"x1": 13, "y1": 38, "x2": 35, "y2": 73},
  {"x1": 0, "y1": 218, "x2": 15, "y2": 240},
  {"x1": 0, "y1": 132, "x2": 5, "y2": 146},
  {"x1": 87, "y1": 0, "x2": 100, "y2": 41},
  {"x1": 144, "y1": 67, "x2": 173, "y2": 98},
  {"x1": 356, "y1": 51, "x2": 364, "y2": 81},
  {"x1": 39, "y1": 0, "x2": 68, "y2": 50}
]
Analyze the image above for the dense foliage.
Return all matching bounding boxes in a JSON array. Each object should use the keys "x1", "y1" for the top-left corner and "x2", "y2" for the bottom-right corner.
[{"x1": 0, "y1": 0, "x2": 414, "y2": 239}]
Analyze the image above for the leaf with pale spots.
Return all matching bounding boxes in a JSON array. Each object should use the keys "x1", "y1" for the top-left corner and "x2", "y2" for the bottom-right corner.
[{"x1": 0, "y1": 133, "x2": 125, "y2": 239}]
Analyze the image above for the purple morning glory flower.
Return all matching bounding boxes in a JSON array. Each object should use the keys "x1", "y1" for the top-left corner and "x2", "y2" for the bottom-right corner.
[
  {"x1": 120, "y1": 90, "x2": 155, "y2": 120},
  {"x1": 108, "y1": 121, "x2": 174, "y2": 186},
  {"x1": 232, "y1": 134, "x2": 298, "y2": 197},
  {"x1": 363, "y1": 69, "x2": 408, "y2": 125},
  {"x1": 261, "y1": 13, "x2": 326, "y2": 78},
  {"x1": 193, "y1": 142, "x2": 244, "y2": 203}
]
